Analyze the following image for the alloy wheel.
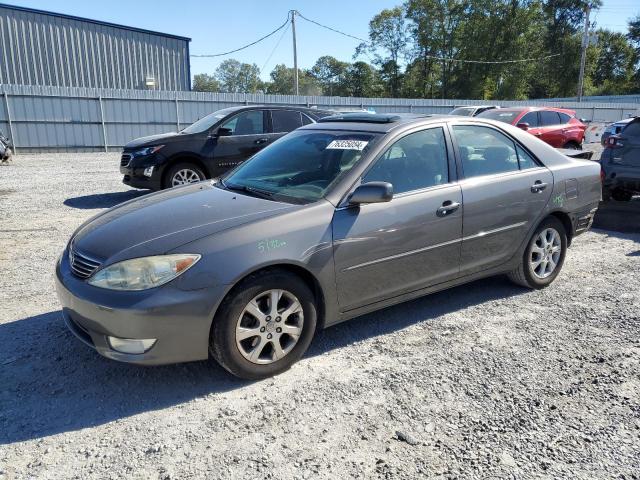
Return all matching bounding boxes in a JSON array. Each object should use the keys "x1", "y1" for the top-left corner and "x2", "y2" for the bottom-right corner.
[
  {"x1": 171, "y1": 168, "x2": 202, "y2": 186},
  {"x1": 235, "y1": 289, "x2": 304, "y2": 365},
  {"x1": 530, "y1": 228, "x2": 562, "y2": 279}
]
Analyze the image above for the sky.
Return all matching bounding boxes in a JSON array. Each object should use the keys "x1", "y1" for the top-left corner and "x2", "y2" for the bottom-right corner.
[{"x1": 4, "y1": 0, "x2": 639, "y2": 81}]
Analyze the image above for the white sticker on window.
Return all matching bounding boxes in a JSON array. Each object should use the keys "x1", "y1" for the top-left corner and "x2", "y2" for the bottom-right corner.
[{"x1": 326, "y1": 140, "x2": 368, "y2": 150}]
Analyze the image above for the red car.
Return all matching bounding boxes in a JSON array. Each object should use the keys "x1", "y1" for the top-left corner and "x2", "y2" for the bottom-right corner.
[{"x1": 477, "y1": 107, "x2": 586, "y2": 149}]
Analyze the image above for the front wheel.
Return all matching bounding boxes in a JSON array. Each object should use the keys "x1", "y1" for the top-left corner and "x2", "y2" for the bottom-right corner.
[
  {"x1": 164, "y1": 162, "x2": 206, "y2": 189},
  {"x1": 508, "y1": 217, "x2": 567, "y2": 289},
  {"x1": 210, "y1": 270, "x2": 317, "y2": 380}
]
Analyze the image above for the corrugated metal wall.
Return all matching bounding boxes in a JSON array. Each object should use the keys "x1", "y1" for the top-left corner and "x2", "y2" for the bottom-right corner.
[
  {"x1": 1, "y1": 84, "x2": 639, "y2": 152},
  {"x1": 0, "y1": 4, "x2": 190, "y2": 91}
]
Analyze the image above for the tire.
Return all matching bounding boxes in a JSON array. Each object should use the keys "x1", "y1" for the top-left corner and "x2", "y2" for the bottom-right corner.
[
  {"x1": 164, "y1": 162, "x2": 206, "y2": 189},
  {"x1": 210, "y1": 269, "x2": 318, "y2": 380},
  {"x1": 508, "y1": 216, "x2": 567, "y2": 289},
  {"x1": 611, "y1": 189, "x2": 633, "y2": 202}
]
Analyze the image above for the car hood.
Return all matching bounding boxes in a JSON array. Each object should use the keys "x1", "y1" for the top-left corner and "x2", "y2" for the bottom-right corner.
[
  {"x1": 71, "y1": 183, "x2": 298, "y2": 263},
  {"x1": 124, "y1": 132, "x2": 185, "y2": 149}
]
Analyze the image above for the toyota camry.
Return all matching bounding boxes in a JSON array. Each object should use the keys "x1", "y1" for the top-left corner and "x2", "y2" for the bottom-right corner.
[{"x1": 56, "y1": 113, "x2": 601, "y2": 379}]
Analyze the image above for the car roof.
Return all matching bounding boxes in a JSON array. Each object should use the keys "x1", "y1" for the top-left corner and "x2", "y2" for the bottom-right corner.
[
  {"x1": 302, "y1": 113, "x2": 447, "y2": 133},
  {"x1": 453, "y1": 105, "x2": 497, "y2": 109},
  {"x1": 230, "y1": 105, "x2": 320, "y2": 113},
  {"x1": 615, "y1": 117, "x2": 636, "y2": 125}
]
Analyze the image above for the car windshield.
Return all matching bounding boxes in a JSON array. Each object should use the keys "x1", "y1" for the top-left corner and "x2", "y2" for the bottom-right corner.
[
  {"x1": 221, "y1": 130, "x2": 380, "y2": 204},
  {"x1": 477, "y1": 109, "x2": 522, "y2": 124},
  {"x1": 450, "y1": 107, "x2": 475, "y2": 116},
  {"x1": 180, "y1": 107, "x2": 242, "y2": 134}
]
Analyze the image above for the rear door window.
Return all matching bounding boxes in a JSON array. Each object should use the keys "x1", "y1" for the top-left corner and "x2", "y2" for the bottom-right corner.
[
  {"x1": 272, "y1": 110, "x2": 304, "y2": 133},
  {"x1": 540, "y1": 111, "x2": 561, "y2": 126}
]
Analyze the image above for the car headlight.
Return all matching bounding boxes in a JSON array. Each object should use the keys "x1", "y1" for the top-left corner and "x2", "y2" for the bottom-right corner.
[
  {"x1": 87, "y1": 254, "x2": 200, "y2": 291},
  {"x1": 132, "y1": 145, "x2": 164, "y2": 157}
]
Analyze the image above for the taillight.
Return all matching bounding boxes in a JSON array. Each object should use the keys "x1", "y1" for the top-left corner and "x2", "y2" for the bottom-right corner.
[
  {"x1": 605, "y1": 136, "x2": 624, "y2": 149},
  {"x1": 600, "y1": 167, "x2": 605, "y2": 183}
]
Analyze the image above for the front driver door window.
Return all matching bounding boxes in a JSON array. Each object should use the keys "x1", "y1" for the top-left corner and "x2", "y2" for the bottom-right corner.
[
  {"x1": 332, "y1": 126, "x2": 463, "y2": 311},
  {"x1": 210, "y1": 110, "x2": 269, "y2": 175}
]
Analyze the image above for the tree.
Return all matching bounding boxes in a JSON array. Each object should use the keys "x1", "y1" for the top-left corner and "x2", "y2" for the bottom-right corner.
[
  {"x1": 192, "y1": 73, "x2": 220, "y2": 92},
  {"x1": 343, "y1": 61, "x2": 384, "y2": 97},
  {"x1": 628, "y1": 14, "x2": 640, "y2": 88},
  {"x1": 265, "y1": 65, "x2": 322, "y2": 95},
  {"x1": 214, "y1": 59, "x2": 262, "y2": 93},
  {"x1": 356, "y1": 6, "x2": 409, "y2": 97},
  {"x1": 310, "y1": 56, "x2": 350, "y2": 96},
  {"x1": 590, "y1": 29, "x2": 637, "y2": 94}
]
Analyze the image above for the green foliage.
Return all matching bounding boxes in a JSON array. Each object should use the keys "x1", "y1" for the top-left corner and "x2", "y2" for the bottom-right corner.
[
  {"x1": 310, "y1": 56, "x2": 350, "y2": 96},
  {"x1": 265, "y1": 65, "x2": 322, "y2": 95},
  {"x1": 214, "y1": 59, "x2": 262, "y2": 94},
  {"x1": 191, "y1": 0, "x2": 639, "y2": 99},
  {"x1": 192, "y1": 73, "x2": 220, "y2": 92}
]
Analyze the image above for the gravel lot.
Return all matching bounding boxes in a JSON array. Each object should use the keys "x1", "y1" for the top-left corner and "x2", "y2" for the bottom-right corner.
[{"x1": 1, "y1": 152, "x2": 639, "y2": 480}]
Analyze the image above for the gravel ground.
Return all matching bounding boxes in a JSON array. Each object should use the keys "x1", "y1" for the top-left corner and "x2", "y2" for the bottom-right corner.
[{"x1": 1, "y1": 152, "x2": 639, "y2": 480}]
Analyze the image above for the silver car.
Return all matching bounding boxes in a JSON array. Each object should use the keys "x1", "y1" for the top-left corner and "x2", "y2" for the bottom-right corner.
[{"x1": 56, "y1": 114, "x2": 601, "y2": 379}]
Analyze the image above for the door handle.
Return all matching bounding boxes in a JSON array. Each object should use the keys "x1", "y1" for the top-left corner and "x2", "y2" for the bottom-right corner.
[
  {"x1": 254, "y1": 138, "x2": 269, "y2": 145},
  {"x1": 531, "y1": 181, "x2": 548, "y2": 193},
  {"x1": 436, "y1": 200, "x2": 460, "y2": 217}
]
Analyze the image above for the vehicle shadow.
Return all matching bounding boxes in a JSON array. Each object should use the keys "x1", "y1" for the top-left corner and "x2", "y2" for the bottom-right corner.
[
  {"x1": 0, "y1": 277, "x2": 524, "y2": 445},
  {"x1": 592, "y1": 198, "x2": 640, "y2": 235},
  {"x1": 63, "y1": 190, "x2": 149, "y2": 209}
]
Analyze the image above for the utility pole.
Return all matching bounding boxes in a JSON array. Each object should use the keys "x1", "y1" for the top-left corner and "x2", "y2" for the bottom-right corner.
[
  {"x1": 291, "y1": 10, "x2": 299, "y2": 96},
  {"x1": 577, "y1": 4, "x2": 591, "y2": 101}
]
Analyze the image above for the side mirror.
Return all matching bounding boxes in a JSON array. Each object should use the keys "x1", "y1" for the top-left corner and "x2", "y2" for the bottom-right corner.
[
  {"x1": 215, "y1": 127, "x2": 232, "y2": 137},
  {"x1": 516, "y1": 122, "x2": 530, "y2": 131},
  {"x1": 349, "y1": 182, "x2": 393, "y2": 205}
]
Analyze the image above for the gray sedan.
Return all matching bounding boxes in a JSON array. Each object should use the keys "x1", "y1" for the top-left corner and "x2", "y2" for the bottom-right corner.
[{"x1": 56, "y1": 114, "x2": 601, "y2": 379}]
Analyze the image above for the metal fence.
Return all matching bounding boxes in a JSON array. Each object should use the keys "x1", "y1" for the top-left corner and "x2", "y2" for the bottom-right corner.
[
  {"x1": 2, "y1": 84, "x2": 640, "y2": 153},
  {"x1": 543, "y1": 94, "x2": 640, "y2": 104}
]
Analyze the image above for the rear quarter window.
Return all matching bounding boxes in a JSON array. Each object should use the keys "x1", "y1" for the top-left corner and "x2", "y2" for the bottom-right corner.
[{"x1": 558, "y1": 112, "x2": 572, "y2": 124}]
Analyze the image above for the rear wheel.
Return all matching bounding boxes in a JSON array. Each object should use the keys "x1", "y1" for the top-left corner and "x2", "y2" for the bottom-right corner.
[
  {"x1": 210, "y1": 270, "x2": 317, "y2": 380},
  {"x1": 164, "y1": 162, "x2": 205, "y2": 188},
  {"x1": 508, "y1": 217, "x2": 567, "y2": 289}
]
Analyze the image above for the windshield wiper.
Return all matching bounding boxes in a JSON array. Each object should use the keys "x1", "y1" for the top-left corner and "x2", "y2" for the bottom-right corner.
[{"x1": 224, "y1": 183, "x2": 275, "y2": 200}]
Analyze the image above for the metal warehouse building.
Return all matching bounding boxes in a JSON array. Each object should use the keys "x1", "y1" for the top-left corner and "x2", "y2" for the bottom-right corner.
[{"x1": 0, "y1": 3, "x2": 191, "y2": 90}]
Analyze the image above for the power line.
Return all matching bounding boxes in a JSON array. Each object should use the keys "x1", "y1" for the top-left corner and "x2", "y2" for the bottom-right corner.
[
  {"x1": 296, "y1": 10, "x2": 560, "y2": 65},
  {"x1": 295, "y1": 11, "x2": 369, "y2": 44},
  {"x1": 423, "y1": 53, "x2": 562, "y2": 64},
  {"x1": 261, "y1": 21, "x2": 290, "y2": 73},
  {"x1": 190, "y1": 14, "x2": 290, "y2": 58},
  {"x1": 190, "y1": 10, "x2": 561, "y2": 66}
]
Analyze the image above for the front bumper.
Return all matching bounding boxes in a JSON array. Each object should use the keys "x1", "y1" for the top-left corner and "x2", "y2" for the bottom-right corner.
[
  {"x1": 120, "y1": 164, "x2": 162, "y2": 190},
  {"x1": 55, "y1": 251, "x2": 226, "y2": 365}
]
